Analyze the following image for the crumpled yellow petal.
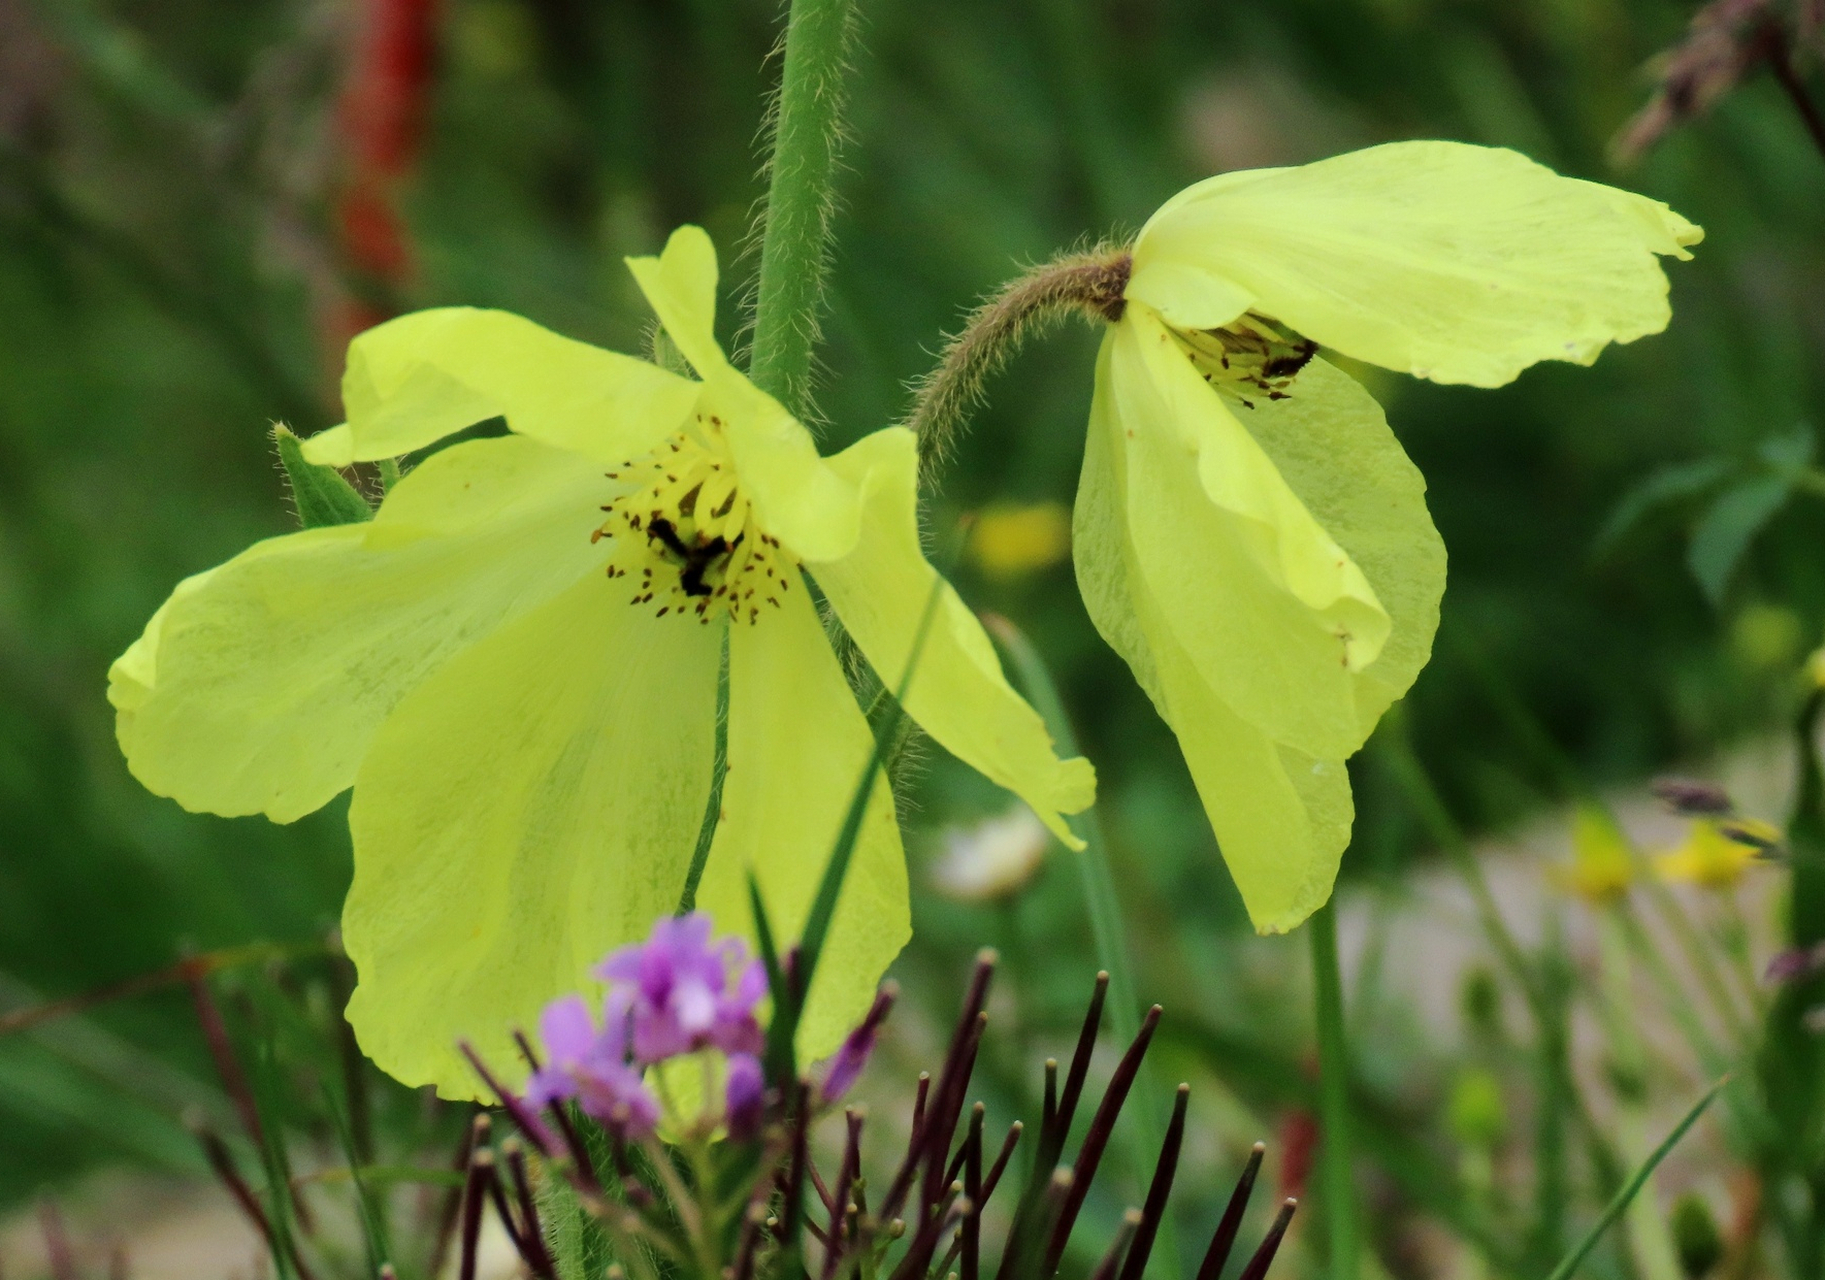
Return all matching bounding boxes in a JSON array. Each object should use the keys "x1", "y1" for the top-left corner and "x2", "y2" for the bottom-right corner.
[
  {"x1": 625, "y1": 226, "x2": 863, "y2": 565},
  {"x1": 343, "y1": 574, "x2": 721, "y2": 1096},
  {"x1": 808, "y1": 427, "x2": 1096, "y2": 844},
  {"x1": 1073, "y1": 354, "x2": 1349, "y2": 932},
  {"x1": 108, "y1": 436, "x2": 609, "y2": 823},
  {"x1": 1209, "y1": 355, "x2": 1447, "y2": 736},
  {"x1": 1128, "y1": 140, "x2": 1701, "y2": 388},
  {"x1": 302, "y1": 308, "x2": 698, "y2": 467},
  {"x1": 1109, "y1": 305, "x2": 1389, "y2": 760},
  {"x1": 694, "y1": 587, "x2": 910, "y2": 1063}
]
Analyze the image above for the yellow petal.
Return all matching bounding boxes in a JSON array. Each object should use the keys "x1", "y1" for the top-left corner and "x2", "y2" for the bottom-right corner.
[
  {"x1": 693, "y1": 589, "x2": 910, "y2": 1063},
  {"x1": 109, "y1": 436, "x2": 609, "y2": 823},
  {"x1": 343, "y1": 575, "x2": 721, "y2": 1095},
  {"x1": 1212, "y1": 356, "x2": 1447, "y2": 732},
  {"x1": 620, "y1": 229, "x2": 862, "y2": 563},
  {"x1": 1109, "y1": 306, "x2": 1388, "y2": 760},
  {"x1": 808, "y1": 428, "x2": 1096, "y2": 844},
  {"x1": 716, "y1": 382, "x2": 865, "y2": 564},
  {"x1": 624, "y1": 226, "x2": 733, "y2": 381},
  {"x1": 1130, "y1": 141, "x2": 1700, "y2": 388},
  {"x1": 1074, "y1": 371, "x2": 1347, "y2": 931},
  {"x1": 303, "y1": 308, "x2": 698, "y2": 466}
]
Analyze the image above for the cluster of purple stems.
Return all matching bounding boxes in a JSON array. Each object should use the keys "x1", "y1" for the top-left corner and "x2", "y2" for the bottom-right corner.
[{"x1": 520, "y1": 913, "x2": 878, "y2": 1139}]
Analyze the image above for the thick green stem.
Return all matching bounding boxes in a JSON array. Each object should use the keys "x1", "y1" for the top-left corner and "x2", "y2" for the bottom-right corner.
[
  {"x1": 1310, "y1": 901, "x2": 1359, "y2": 1280},
  {"x1": 747, "y1": 0, "x2": 857, "y2": 415}
]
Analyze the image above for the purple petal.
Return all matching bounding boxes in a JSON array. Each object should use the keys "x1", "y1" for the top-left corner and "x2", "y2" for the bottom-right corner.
[
  {"x1": 724, "y1": 1053, "x2": 766, "y2": 1140},
  {"x1": 574, "y1": 1062, "x2": 660, "y2": 1138},
  {"x1": 819, "y1": 1028, "x2": 874, "y2": 1104},
  {"x1": 596, "y1": 986, "x2": 636, "y2": 1063},
  {"x1": 712, "y1": 1013, "x2": 764, "y2": 1057},
  {"x1": 674, "y1": 978, "x2": 718, "y2": 1037},
  {"x1": 733, "y1": 959, "x2": 768, "y2": 1010},
  {"x1": 594, "y1": 942, "x2": 645, "y2": 984},
  {"x1": 538, "y1": 994, "x2": 597, "y2": 1067},
  {"x1": 523, "y1": 1064, "x2": 578, "y2": 1110}
]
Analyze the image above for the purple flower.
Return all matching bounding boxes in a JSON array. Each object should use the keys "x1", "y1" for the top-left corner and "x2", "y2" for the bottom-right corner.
[
  {"x1": 1766, "y1": 942, "x2": 1825, "y2": 985},
  {"x1": 595, "y1": 913, "x2": 766, "y2": 1064},
  {"x1": 818, "y1": 984, "x2": 897, "y2": 1105},
  {"x1": 525, "y1": 991, "x2": 659, "y2": 1137},
  {"x1": 724, "y1": 1053, "x2": 766, "y2": 1140}
]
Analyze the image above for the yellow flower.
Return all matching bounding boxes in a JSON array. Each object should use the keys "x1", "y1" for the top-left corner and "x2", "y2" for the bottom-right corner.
[
  {"x1": 1656, "y1": 818, "x2": 1779, "y2": 890},
  {"x1": 108, "y1": 226, "x2": 1094, "y2": 1095},
  {"x1": 1079, "y1": 141, "x2": 1699, "y2": 932},
  {"x1": 967, "y1": 502, "x2": 1072, "y2": 580},
  {"x1": 1554, "y1": 805, "x2": 1637, "y2": 904}
]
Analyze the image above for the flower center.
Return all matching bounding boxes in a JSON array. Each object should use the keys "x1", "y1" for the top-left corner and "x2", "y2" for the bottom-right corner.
[
  {"x1": 593, "y1": 414, "x2": 795, "y2": 625},
  {"x1": 1176, "y1": 314, "x2": 1317, "y2": 409}
]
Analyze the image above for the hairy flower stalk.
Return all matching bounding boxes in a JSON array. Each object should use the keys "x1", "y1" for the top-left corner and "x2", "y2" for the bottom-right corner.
[
  {"x1": 907, "y1": 247, "x2": 1131, "y2": 478},
  {"x1": 748, "y1": 0, "x2": 860, "y2": 415}
]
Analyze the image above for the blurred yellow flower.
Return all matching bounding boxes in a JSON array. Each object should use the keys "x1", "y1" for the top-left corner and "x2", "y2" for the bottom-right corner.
[
  {"x1": 968, "y1": 502, "x2": 1072, "y2": 580},
  {"x1": 109, "y1": 226, "x2": 1094, "y2": 1096},
  {"x1": 1806, "y1": 642, "x2": 1825, "y2": 690},
  {"x1": 1656, "y1": 817, "x2": 1780, "y2": 889},
  {"x1": 930, "y1": 803, "x2": 1052, "y2": 902},
  {"x1": 1553, "y1": 805, "x2": 1637, "y2": 904},
  {"x1": 1080, "y1": 141, "x2": 1698, "y2": 933}
]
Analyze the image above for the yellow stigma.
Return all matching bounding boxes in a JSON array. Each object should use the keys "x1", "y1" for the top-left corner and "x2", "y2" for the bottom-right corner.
[{"x1": 593, "y1": 413, "x2": 794, "y2": 625}]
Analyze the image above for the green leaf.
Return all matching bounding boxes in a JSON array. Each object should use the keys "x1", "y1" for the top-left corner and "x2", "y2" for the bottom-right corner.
[
  {"x1": 1756, "y1": 422, "x2": 1815, "y2": 475},
  {"x1": 274, "y1": 425, "x2": 373, "y2": 528},
  {"x1": 1687, "y1": 472, "x2": 1794, "y2": 605},
  {"x1": 1591, "y1": 456, "x2": 1732, "y2": 559}
]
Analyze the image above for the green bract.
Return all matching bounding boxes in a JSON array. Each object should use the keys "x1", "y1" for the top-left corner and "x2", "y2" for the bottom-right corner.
[
  {"x1": 109, "y1": 226, "x2": 1094, "y2": 1096},
  {"x1": 1082, "y1": 141, "x2": 1700, "y2": 932}
]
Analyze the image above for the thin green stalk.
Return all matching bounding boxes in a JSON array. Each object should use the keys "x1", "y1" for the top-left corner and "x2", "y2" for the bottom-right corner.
[
  {"x1": 1310, "y1": 901, "x2": 1360, "y2": 1280},
  {"x1": 678, "y1": 624, "x2": 731, "y2": 916},
  {"x1": 1543, "y1": 1077, "x2": 1728, "y2": 1280},
  {"x1": 747, "y1": 0, "x2": 857, "y2": 415},
  {"x1": 1598, "y1": 911, "x2": 1682, "y2": 1280}
]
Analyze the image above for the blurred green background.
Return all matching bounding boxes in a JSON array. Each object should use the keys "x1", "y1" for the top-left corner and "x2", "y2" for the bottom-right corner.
[{"x1": 1, "y1": 0, "x2": 1821, "y2": 1222}]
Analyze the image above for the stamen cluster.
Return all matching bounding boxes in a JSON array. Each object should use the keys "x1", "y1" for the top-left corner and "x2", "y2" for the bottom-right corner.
[
  {"x1": 595, "y1": 414, "x2": 795, "y2": 625},
  {"x1": 1176, "y1": 315, "x2": 1318, "y2": 409}
]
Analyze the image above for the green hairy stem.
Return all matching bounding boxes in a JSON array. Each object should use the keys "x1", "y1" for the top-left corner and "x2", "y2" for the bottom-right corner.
[
  {"x1": 906, "y1": 248, "x2": 1130, "y2": 480},
  {"x1": 747, "y1": 0, "x2": 859, "y2": 416}
]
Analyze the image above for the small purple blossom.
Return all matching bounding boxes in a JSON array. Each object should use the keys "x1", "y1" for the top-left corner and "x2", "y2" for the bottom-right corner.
[
  {"x1": 525, "y1": 990, "x2": 659, "y2": 1137},
  {"x1": 1766, "y1": 941, "x2": 1825, "y2": 985},
  {"x1": 1651, "y1": 777, "x2": 1734, "y2": 817},
  {"x1": 724, "y1": 1053, "x2": 766, "y2": 1140},
  {"x1": 596, "y1": 913, "x2": 766, "y2": 1064},
  {"x1": 818, "y1": 984, "x2": 897, "y2": 1105}
]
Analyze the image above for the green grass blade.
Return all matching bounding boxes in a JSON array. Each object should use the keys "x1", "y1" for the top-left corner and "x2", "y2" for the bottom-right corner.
[
  {"x1": 324, "y1": 1082, "x2": 391, "y2": 1277},
  {"x1": 772, "y1": 577, "x2": 945, "y2": 1064},
  {"x1": 1543, "y1": 1076, "x2": 1729, "y2": 1280}
]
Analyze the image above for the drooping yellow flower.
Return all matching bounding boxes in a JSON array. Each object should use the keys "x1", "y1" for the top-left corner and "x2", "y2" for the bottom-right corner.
[
  {"x1": 1554, "y1": 805, "x2": 1638, "y2": 905},
  {"x1": 109, "y1": 226, "x2": 1094, "y2": 1095},
  {"x1": 1078, "y1": 141, "x2": 1699, "y2": 932},
  {"x1": 1656, "y1": 817, "x2": 1779, "y2": 890}
]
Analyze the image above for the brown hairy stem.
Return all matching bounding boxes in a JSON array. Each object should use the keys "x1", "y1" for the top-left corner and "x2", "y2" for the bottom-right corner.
[{"x1": 906, "y1": 248, "x2": 1131, "y2": 480}]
